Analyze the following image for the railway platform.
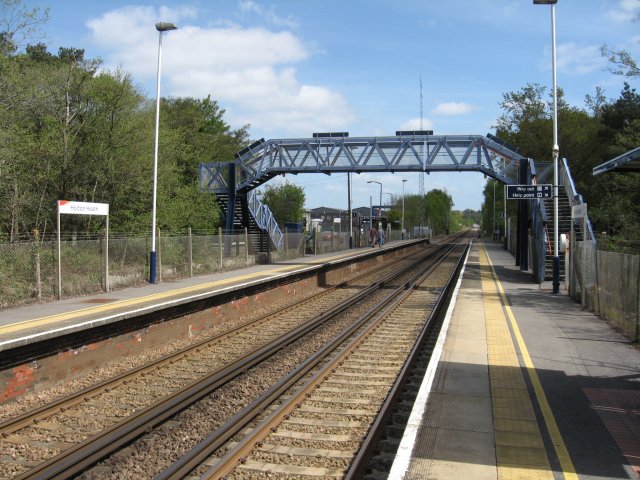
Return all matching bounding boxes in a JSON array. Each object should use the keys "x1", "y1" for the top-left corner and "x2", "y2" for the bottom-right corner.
[
  {"x1": 389, "y1": 240, "x2": 640, "y2": 480},
  {"x1": 0, "y1": 239, "x2": 418, "y2": 353}
]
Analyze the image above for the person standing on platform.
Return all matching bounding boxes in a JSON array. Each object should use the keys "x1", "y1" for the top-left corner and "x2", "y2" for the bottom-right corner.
[
  {"x1": 378, "y1": 228, "x2": 385, "y2": 247},
  {"x1": 369, "y1": 225, "x2": 378, "y2": 247}
]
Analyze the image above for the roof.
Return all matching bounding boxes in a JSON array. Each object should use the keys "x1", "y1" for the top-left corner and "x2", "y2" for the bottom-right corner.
[{"x1": 593, "y1": 146, "x2": 640, "y2": 175}]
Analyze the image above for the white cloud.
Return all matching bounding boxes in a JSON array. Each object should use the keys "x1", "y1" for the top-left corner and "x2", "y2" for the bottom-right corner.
[
  {"x1": 238, "y1": 0, "x2": 298, "y2": 29},
  {"x1": 399, "y1": 118, "x2": 435, "y2": 131},
  {"x1": 552, "y1": 42, "x2": 607, "y2": 75},
  {"x1": 86, "y1": 5, "x2": 354, "y2": 137},
  {"x1": 432, "y1": 102, "x2": 476, "y2": 116},
  {"x1": 606, "y1": 0, "x2": 640, "y2": 23}
]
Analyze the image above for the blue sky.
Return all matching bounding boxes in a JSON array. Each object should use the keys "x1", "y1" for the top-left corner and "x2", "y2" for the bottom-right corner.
[{"x1": 21, "y1": 0, "x2": 640, "y2": 211}]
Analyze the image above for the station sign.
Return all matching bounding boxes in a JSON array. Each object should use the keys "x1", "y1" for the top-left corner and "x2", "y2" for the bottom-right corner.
[
  {"x1": 506, "y1": 184, "x2": 552, "y2": 200},
  {"x1": 57, "y1": 200, "x2": 109, "y2": 216}
]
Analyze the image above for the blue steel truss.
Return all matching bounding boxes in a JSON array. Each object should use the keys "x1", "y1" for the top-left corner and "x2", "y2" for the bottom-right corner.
[{"x1": 199, "y1": 134, "x2": 527, "y2": 194}]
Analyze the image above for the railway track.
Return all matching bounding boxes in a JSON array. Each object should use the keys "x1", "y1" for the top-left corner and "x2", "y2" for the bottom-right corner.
[
  {"x1": 0, "y1": 242, "x2": 454, "y2": 479},
  {"x1": 164, "y1": 242, "x2": 468, "y2": 479}
]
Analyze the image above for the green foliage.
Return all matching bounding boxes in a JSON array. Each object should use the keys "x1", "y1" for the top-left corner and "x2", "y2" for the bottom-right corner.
[
  {"x1": 394, "y1": 190, "x2": 455, "y2": 235},
  {"x1": 425, "y1": 189, "x2": 453, "y2": 235},
  {"x1": 480, "y1": 179, "x2": 515, "y2": 238},
  {"x1": 490, "y1": 78, "x2": 640, "y2": 251},
  {"x1": 260, "y1": 181, "x2": 306, "y2": 227},
  {"x1": 0, "y1": 0, "x2": 49, "y2": 54},
  {"x1": 0, "y1": 31, "x2": 247, "y2": 238},
  {"x1": 460, "y1": 209, "x2": 482, "y2": 226}
]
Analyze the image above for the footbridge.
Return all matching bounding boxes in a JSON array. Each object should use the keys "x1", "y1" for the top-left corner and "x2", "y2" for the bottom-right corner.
[
  {"x1": 199, "y1": 133, "x2": 527, "y2": 246},
  {"x1": 200, "y1": 133, "x2": 526, "y2": 193},
  {"x1": 199, "y1": 132, "x2": 577, "y2": 282}
]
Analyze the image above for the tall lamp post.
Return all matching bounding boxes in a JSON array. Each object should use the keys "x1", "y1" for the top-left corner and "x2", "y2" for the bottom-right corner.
[
  {"x1": 150, "y1": 21, "x2": 178, "y2": 284},
  {"x1": 533, "y1": 0, "x2": 559, "y2": 294},
  {"x1": 367, "y1": 181, "x2": 382, "y2": 218},
  {"x1": 401, "y1": 179, "x2": 407, "y2": 239}
]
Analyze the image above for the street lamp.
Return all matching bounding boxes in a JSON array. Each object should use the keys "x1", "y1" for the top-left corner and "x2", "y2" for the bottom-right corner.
[
  {"x1": 367, "y1": 181, "x2": 382, "y2": 217},
  {"x1": 150, "y1": 21, "x2": 178, "y2": 284},
  {"x1": 533, "y1": 0, "x2": 560, "y2": 294},
  {"x1": 402, "y1": 179, "x2": 407, "y2": 239}
]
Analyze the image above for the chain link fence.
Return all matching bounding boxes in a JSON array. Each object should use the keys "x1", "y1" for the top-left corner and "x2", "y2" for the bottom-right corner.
[
  {"x1": 0, "y1": 230, "x2": 260, "y2": 309},
  {"x1": 0, "y1": 227, "x2": 409, "y2": 310},
  {"x1": 570, "y1": 240, "x2": 640, "y2": 341},
  {"x1": 0, "y1": 240, "x2": 57, "y2": 307}
]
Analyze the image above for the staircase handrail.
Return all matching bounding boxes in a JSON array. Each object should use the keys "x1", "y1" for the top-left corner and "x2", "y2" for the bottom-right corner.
[
  {"x1": 559, "y1": 158, "x2": 596, "y2": 243},
  {"x1": 248, "y1": 190, "x2": 284, "y2": 249}
]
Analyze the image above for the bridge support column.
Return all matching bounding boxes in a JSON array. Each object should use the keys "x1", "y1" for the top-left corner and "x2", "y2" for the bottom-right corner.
[
  {"x1": 224, "y1": 163, "x2": 236, "y2": 257},
  {"x1": 517, "y1": 158, "x2": 529, "y2": 271}
]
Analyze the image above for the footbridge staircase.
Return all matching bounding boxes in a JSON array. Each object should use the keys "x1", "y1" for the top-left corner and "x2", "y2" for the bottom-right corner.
[{"x1": 528, "y1": 158, "x2": 595, "y2": 282}]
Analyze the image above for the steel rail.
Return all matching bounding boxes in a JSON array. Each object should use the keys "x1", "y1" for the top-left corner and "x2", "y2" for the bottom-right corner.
[
  {"x1": 193, "y1": 243, "x2": 462, "y2": 479},
  {"x1": 14, "y1": 245, "x2": 444, "y2": 480},
  {"x1": 345, "y1": 243, "x2": 469, "y2": 478},
  {"x1": 155, "y1": 242, "x2": 460, "y2": 480}
]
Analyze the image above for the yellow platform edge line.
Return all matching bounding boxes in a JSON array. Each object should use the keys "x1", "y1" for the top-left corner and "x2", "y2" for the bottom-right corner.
[
  {"x1": 479, "y1": 248, "x2": 552, "y2": 479},
  {"x1": 482, "y1": 242, "x2": 579, "y2": 480}
]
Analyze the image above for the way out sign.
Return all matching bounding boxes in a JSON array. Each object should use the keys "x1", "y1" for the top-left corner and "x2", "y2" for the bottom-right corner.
[
  {"x1": 506, "y1": 184, "x2": 552, "y2": 200},
  {"x1": 56, "y1": 200, "x2": 110, "y2": 299}
]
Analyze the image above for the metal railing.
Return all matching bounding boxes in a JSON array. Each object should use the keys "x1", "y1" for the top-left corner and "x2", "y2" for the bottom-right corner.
[
  {"x1": 560, "y1": 157, "x2": 596, "y2": 242},
  {"x1": 248, "y1": 191, "x2": 284, "y2": 249}
]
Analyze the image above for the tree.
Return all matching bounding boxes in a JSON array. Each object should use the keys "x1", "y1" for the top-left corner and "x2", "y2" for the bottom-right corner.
[
  {"x1": 601, "y1": 44, "x2": 640, "y2": 79},
  {"x1": 0, "y1": 0, "x2": 49, "y2": 54},
  {"x1": 587, "y1": 84, "x2": 640, "y2": 248},
  {"x1": 425, "y1": 189, "x2": 453, "y2": 235},
  {"x1": 162, "y1": 96, "x2": 249, "y2": 182},
  {"x1": 480, "y1": 179, "x2": 515, "y2": 239},
  {"x1": 260, "y1": 181, "x2": 306, "y2": 227}
]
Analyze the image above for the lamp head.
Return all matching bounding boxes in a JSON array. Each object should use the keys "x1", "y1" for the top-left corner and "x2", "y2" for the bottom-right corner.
[{"x1": 156, "y1": 22, "x2": 178, "y2": 32}]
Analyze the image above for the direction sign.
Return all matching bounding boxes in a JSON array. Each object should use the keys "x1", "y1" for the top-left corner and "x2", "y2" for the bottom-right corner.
[{"x1": 506, "y1": 184, "x2": 552, "y2": 200}]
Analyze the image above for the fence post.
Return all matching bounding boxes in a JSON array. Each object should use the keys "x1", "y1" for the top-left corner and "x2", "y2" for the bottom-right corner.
[
  {"x1": 105, "y1": 222, "x2": 110, "y2": 292},
  {"x1": 33, "y1": 229, "x2": 42, "y2": 301},
  {"x1": 636, "y1": 258, "x2": 640, "y2": 342},
  {"x1": 594, "y1": 244, "x2": 600, "y2": 315},
  {"x1": 57, "y1": 209, "x2": 62, "y2": 300},
  {"x1": 581, "y1": 238, "x2": 586, "y2": 309},
  {"x1": 219, "y1": 227, "x2": 223, "y2": 270},
  {"x1": 244, "y1": 227, "x2": 249, "y2": 265},
  {"x1": 188, "y1": 227, "x2": 193, "y2": 277},
  {"x1": 285, "y1": 228, "x2": 288, "y2": 259},
  {"x1": 157, "y1": 228, "x2": 162, "y2": 282}
]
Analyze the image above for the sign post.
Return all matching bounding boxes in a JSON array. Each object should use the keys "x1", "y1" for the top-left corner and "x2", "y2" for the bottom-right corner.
[{"x1": 57, "y1": 200, "x2": 110, "y2": 299}]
